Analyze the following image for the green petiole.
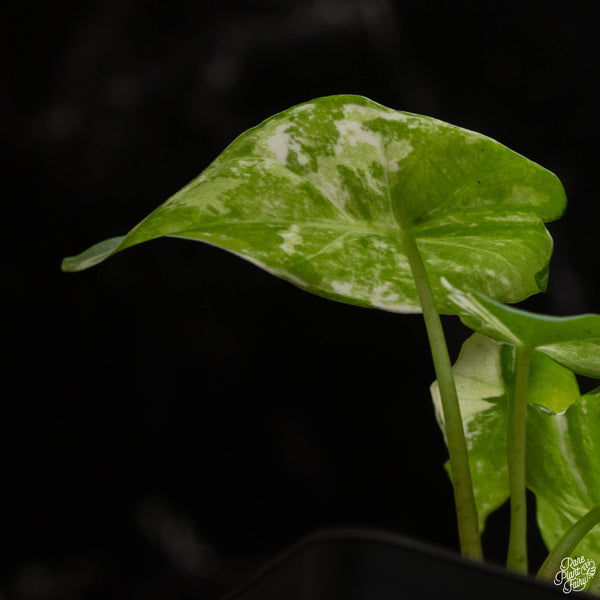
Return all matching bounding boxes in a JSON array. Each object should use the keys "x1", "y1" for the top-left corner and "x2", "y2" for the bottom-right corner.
[
  {"x1": 506, "y1": 346, "x2": 533, "y2": 573},
  {"x1": 399, "y1": 226, "x2": 483, "y2": 561}
]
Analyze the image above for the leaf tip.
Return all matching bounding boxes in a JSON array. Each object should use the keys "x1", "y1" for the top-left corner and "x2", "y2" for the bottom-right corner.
[{"x1": 61, "y1": 236, "x2": 126, "y2": 272}]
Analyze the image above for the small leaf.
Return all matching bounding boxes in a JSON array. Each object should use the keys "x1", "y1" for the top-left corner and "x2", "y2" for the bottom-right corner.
[
  {"x1": 431, "y1": 333, "x2": 581, "y2": 532},
  {"x1": 431, "y1": 333, "x2": 509, "y2": 531},
  {"x1": 443, "y1": 279, "x2": 600, "y2": 377},
  {"x1": 62, "y1": 95, "x2": 565, "y2": 314}
]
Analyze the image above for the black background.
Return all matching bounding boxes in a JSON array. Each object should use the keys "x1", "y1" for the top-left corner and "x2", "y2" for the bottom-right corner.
[{"x1": 4, "y1": 1, "x2": 599, "y2": 598}]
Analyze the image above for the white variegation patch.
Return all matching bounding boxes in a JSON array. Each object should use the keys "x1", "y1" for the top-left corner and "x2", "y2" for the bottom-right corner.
[
  {"x1": 330, "y1": 280, "x2": 354, "y2": 296},
  {"x1": 342, "y1": 102, "x2": 409, "y2": 123},
  {"x1": 372, "y1": 238, "x2": 391, "y2": 251},
  {"x1": 431, "y1": 333, "x2": 503, "y2": 440},
  {"x1": 452, "y1": 335, "x2": 503, "y2": 421},
  {"x1": 267, "y1": 123, "x2": 291, "y2": 164},
  {"x1": 267, "y1": 124, "x2": 310, "y2": 166},
  {"x1": 361, "y1": 171, "x2": 386, "y2": 198},
  {"x1": 314, "y1": 175, "x2": 345, "y2": 206},
  {"x1": 371, "y1": 282, "x2": 400, "y2": 305},
  {"x1": 291, "y1": 102, "x2": 315, "y2": 114},
  {"x1": 296, "y1": 150, "x2": 310, "y2": 165},
  {"x1": 278, "y1": 225, "x2": 303, "y2": 255},
  {"x1": 387, "y1": 139, "x2": 414, "y2": 172},
  {"x1": 483, "y1": 214, "x2": 539, "y2": 223},
  {"x1": 334, "y1": 120, "x2": 382, "y2": 154}
]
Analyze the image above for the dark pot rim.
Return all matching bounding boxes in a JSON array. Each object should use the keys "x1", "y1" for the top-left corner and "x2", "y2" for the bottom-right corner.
[{"x1": 221, "y1": 527, "x2": 593, "y2": 599}]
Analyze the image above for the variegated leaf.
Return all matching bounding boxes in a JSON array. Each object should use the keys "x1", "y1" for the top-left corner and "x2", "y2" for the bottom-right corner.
[
  {"x1": 529, "y1": 389, "x2": 600, "y2": 593},
  {"x1": 431, "y1": 333, "x2": 579, "y2": 532},
  {"x1": 431, "y1": 333, "x2": 509, "y2": 531},
  {"x1": 443, "y1": 279, "x2": 600, "y2": 378},
  {"x1": 433, "y1": 333, "x2": 600, "y2": 575},
  {"x1": 62, "y1": 95, "x2": 565, "y2": 314}
]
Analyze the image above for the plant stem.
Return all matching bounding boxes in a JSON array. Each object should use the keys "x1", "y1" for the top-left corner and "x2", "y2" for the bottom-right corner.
[
  {"x1": 506, "y1": 346, "x2": 533, "y2": 573},
  {"x1": 398, "y1": 226, "x2": 483, "y2": 561},
  {"x1": 537, "y1": 505, "x2": 600, "y2": 581}
]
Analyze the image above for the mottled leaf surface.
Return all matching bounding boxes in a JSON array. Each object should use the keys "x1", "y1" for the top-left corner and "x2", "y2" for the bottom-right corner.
[
  {"x1": 433, "y1": 334, "x2": 600, "y2": 569},
  {"x1": 431, "y1": 334, "x2": 578, "y2": 531},
  {"x1": 443, "y1": 280, "x2": 600, "y2": 378},
  {"x1": 431, "y1": 333, "x2": 510, "y2": 531},
  {"x1": 63, "y1": 95, "x2": 565, "y2": 313},
  {"x1": 529, "y1": 389, "x2": 600, "y2": 590}
]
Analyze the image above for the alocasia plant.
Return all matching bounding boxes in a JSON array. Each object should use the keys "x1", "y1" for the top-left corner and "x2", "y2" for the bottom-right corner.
[{"x1": 63, "y1": 95, "x2": 579, "y2": 574}]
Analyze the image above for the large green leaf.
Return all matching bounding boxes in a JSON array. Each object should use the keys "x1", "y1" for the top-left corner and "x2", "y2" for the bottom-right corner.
[
  {"x1": 62, "y1": 95, "x2": 565, "y2": 314},
  {"x1": 430, "y1": 333, "x2": 579, "y2": 531},
  {"x1": 442, "y1": 279, "x2": 600, "y2": 378}
]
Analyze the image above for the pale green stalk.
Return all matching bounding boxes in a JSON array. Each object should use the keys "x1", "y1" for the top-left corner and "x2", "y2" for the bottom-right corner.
[
  {"x1": 506, "y1": 346, "x2": 533, "y2": 573},
  {"x1": 399, "y1": 226, "x2": 483, "y2": 561},
  {"x1": 538, "y1": 505, "x2": 600, "y2": 581}
]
